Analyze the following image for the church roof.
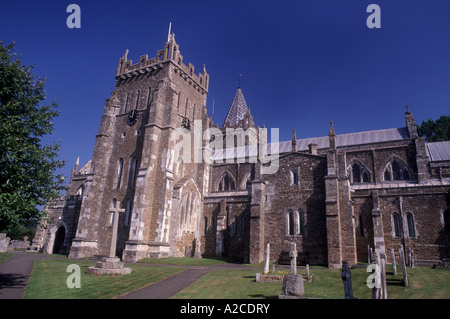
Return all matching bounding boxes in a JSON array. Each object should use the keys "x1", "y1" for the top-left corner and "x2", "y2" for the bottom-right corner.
[
  {"x1": 211, "y1": 127, "x2": 411, "y2": 161},
  {"x1": 268, "y1": 127, "x2": 410, "y2": 154},
  {"x1": 223, "y1": 87, "x2": 249, "y2": 126},
  {"x1": 425, "y1": 141, "x2": 450, "y2": 162}
]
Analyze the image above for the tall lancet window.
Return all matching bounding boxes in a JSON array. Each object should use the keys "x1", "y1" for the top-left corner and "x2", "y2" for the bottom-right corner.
[
  {"x1": 128, "y1": 157, "x2": 138, "y2": 187},
  {"x1": 116, "y1": 158, "x2": 124, "y2": 189}
]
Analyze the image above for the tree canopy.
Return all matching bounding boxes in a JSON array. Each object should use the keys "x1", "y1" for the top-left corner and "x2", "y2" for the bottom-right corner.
[
  {"x1": 418, "y1": 115, "x2": 450, "y2": 142},
  {"x1": 0, "y1": 41, "x2": 65, "y2": 234}
]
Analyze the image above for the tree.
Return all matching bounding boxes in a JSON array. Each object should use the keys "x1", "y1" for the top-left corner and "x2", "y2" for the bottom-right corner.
[
  {"x1": 418, "y1": 115, "x2": 450, "y2": 142},
  {"x1": 0, "y1": 41, "x2": 65, "y2": 234}
]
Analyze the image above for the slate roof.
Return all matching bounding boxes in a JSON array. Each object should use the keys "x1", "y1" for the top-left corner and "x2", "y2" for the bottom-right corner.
[
  {"x1": 268, "y1": 127, "x2": 410, "y2": 154},
  {"x1": 223, "y1": 87, "x2": 249, "y2": 126},
  {"x1": 425, "y1": 141, "x2": 450, "y2": 161},
  {"x1": 211, "y1": 127, "x2": 411, "y2": 160}
]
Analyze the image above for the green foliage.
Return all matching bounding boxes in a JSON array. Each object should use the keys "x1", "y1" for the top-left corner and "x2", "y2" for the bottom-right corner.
[
  {"x1": 418, "y1": 115, "x2": 450, "y2": 142},
  {"x1": 0, "y1": 41, "x2": 66, "y2": 234}
]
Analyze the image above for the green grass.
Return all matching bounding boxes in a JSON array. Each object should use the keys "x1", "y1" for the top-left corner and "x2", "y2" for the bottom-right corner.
[
  {"x1": 24, "y1": 259, "x2": 184, "y2": 299},
  {"x1": 172, "y1": 265, "x2": 450, "y2": 299},
  {"x1": 0, "y1": 252, "x2": 14, "y2": 265},
  {"x1": 138, "y1": 256, "x2": 241, "y2": 266}
]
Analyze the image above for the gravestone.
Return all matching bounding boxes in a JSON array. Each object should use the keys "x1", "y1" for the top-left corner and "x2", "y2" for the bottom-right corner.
[
  {"x1": 9, "y1": 236, "x2": 30, "y2": 251},
  {"x1": 86, "y1": 201, "x2": 132, "y2": 275},
  {"x1": 0, "y1": 233, "x2": 10, "y2": 252},
  {"x1": 371, "y1": 253, "x2": 381, "y2": 299},
  {"x1": 264, "y1": 243, "x2": 270, "y2": 274},
  {"x1": 391, "y1": 248, "x2": 397, "y2": 275},
  {"x1": 341, "y1": 260, "x2": 354, "y2": 299},
  {"x1": 289, "y1": 242, "x2": 297, "y2": 275},
  {"x1": 409, "y1": 248, "x2": 415, "y2": 268},
  {"x1": 379, "y1": 253, "x2": 388, "y2": 299},
  {"x1": 399, "y1": 246, "x2": 408, "y2": 287},
  {"x1": 278, "y1": 242, "x2": 304, "y2": 299}
]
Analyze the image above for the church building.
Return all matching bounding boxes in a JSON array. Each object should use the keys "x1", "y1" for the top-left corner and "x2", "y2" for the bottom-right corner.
[{"x1": 32, "y1": 31, "x2": 450, "y2": 268}]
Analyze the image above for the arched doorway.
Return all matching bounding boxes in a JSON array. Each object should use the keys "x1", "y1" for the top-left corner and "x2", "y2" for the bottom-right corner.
[{"x1": 52, "y1": 226, "x2": 66, "y2": 254}]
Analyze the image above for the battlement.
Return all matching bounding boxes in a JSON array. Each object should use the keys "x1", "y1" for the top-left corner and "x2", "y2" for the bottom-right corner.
[{"x1": 115, "y1": 33, "x2": 209, "y2": 94}]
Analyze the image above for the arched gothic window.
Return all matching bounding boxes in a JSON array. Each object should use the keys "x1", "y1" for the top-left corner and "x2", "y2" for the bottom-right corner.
[
  {"x1": 393, "y1": 212, "x2": 401, "y2": 237},
  {"x1": 383, "y1": 159, "x2": 410, "y2": 181},
  {"x1": 218, "y1": 172, "x2": 235, "y2": 191},
  {"x1": 347, "y1": 162, "x2": 371, "y2": 183},
  {"x1": 358, "y1": 215, "x2": 364, "y2": 236},
  {"x1": 287, "y1": 209, "x2": 305, "y2": 236},
  {"x1": 116, "y1": 158, "x2": 124, "y2": 189},
  {"x1": 444, "y1": 211, "x2": 450, "y2": 232},
  {"x1": 406, "y1": 212, "x2": 416, "y2": 238},
  {"x1": 128, "y1": 157, "x2": 138, "y2": 187}
]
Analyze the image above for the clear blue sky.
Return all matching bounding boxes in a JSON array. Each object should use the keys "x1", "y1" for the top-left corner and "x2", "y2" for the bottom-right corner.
[{"x1": 1, "y1": 0, "x2": 450, "y2": 183}]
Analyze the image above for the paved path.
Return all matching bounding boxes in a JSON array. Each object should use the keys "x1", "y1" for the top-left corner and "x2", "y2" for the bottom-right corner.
[
  {"x1": 0, "y1": 251, "x2": 252, "y2": 299},
  {"x1": 118, "y1": 263, "x2": 249, "y2": 299},
  {"x1": 0, "y1": 251, "x2": 53, "y2": 299}
]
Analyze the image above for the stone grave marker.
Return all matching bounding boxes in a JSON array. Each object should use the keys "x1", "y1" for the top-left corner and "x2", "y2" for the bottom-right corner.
[
  {"x1": 0, "y1": 233, "x2": 10, "y2": 252},
  {"x1": 399, "y1": 246, "x2": 408, "y2": 287},
  {"x1": 86, "y1": 200, "x2": 132, "y2": 275},
  {"x1": 264, "y1": 243, "x2": 270, "y2": 274},
  {"x1": 391, "y1": 248, "x2": 397, "y2": 275},
  {"x1": 278, "y1": 242, "x2": 304, "y2": 299},
  {"x1": 379, "y1": 253, "x2": 388, "y2": 299},
  {"x1": 341, "y1": 260, "x2": 354, "y2": 299}
]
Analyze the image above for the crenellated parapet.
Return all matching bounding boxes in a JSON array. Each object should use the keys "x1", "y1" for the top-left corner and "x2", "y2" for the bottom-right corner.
[{"x1": 115, "y1": 33, "x2": 209, "y2": 94}]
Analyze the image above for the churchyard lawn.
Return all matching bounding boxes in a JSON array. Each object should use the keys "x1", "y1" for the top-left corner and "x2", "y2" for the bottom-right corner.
[
  {"x1": 24, "y1": 258, "x2": 184, "y2": 299},
  {"x1": 22, "y1": 257, "x2": 450, "y2": 299},
  {"x1": 172, "y1": 265, "x2": 450, "y2": 299}
]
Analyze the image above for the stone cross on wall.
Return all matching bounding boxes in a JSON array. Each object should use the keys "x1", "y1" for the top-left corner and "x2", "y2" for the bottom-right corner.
[
  {"x1": 289, "y1": 242, "x2": 297, "y2": 275},
  {"x1": 109, "y1": 200, "x2": 126, "y2": 259}
]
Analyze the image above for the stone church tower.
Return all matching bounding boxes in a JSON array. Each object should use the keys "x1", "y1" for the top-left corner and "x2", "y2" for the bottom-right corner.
[{"x1": 35, "y1": 31, "x2": 211, "y2": 262}]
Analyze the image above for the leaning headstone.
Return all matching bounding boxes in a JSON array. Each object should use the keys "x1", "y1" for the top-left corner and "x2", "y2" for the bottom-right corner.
[
  {"x1": 370, "y1": 247, "x2": 374, "y2": 263},
  {"x1": 379, "y1": 253, "x2": 388, "y2": 299},
  {"x1": 271, "y1": 263, "x2": 276, "y2": 273},
  {"x1": 264, "y1": 243, "x2": 270, "y2": 274},
  {"x1": 341, "y1": 260, "x2": 354, "y2": 299},
  {"x1": 391, "y1": 248, "x2": 397, "y2": 275},
  {"x1": 0, "y1": 233, "x2": 10, "y2": 252},
  {"x1": 371, "y1": 253, "x2": 381, "y2": 299},
  {"x1": 399, "y1": 246, "x2": 408, "y2": 287}
]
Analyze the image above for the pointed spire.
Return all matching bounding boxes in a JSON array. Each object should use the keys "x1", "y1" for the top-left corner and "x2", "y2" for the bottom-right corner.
[
  {"x1": 75, "y1": 156, "x2": 80, "y2": 169},
  {"x1": 292, "y1": 129, "x2": 297, "y2": 152},
  {"x1": 223, "y1": 87, "x2": 250, "y2": 127},
  {"x1": 329, "y1": 121, "x2": 336, "y2": 136}
]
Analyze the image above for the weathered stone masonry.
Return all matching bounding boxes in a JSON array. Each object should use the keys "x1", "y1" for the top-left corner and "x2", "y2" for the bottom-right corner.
[{"x1": 33, "y1": 33, "x2": 450, "y2": 268}]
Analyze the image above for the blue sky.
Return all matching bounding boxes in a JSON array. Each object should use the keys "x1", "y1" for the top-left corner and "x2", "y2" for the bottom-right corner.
[{"x1": 1, "y1": 0, "x2": 450, "y2": 183}]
